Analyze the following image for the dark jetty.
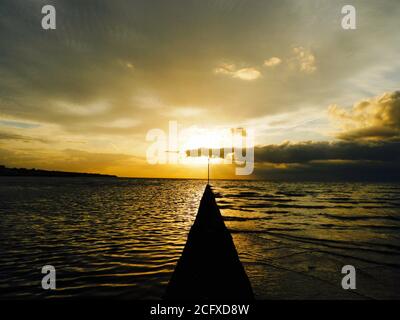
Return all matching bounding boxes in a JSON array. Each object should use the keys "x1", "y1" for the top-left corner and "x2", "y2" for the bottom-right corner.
[{"x1": 165, "y1": 184, "x2": 254, "y2": 300}]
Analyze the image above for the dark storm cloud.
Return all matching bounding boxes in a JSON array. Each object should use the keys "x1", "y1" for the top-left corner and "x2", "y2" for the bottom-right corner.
[
  {"x1": 254, "y1": 140, "x2": 400, "y2": 181},
  {"x1": 187, "y1": 140, "x2": 400, "y2": 163},
  {"x1": 254, "y1": 141, "x2": 400, "y2": 163},
  {"x1": 186, "y1": 140, "x2": 400, "y2": 181},
  {"x1": 246, "y1": 91, "x2": 400, "y2": 181}
]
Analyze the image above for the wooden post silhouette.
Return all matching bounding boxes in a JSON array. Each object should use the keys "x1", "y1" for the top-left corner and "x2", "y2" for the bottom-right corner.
[{"x1": 207, "y1": 157, "x2": 210, "y2": 185}]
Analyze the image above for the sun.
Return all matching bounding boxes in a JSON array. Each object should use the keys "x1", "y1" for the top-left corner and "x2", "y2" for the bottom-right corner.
[
  {"x1": 176, "y1": 127, "x2": 234, "y2": 165},
  {"x1": 180, "y1": 127, "x2": 239, "y2": 150}
]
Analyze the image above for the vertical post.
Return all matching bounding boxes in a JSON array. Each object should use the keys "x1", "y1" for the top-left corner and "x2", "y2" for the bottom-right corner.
[{"x1": 208, "y1": 157, "x2": 210, "y2": 185}]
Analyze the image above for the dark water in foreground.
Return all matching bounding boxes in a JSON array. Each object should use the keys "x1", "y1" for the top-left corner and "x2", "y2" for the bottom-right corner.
[{"x1": 0, "y1": 177, "x2": 399, "y2": 299}]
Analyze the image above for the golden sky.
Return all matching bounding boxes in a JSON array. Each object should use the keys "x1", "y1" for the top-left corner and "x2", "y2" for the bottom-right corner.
[{"x1": 1, "y1": 0, "x2": 399, "y2": 180}]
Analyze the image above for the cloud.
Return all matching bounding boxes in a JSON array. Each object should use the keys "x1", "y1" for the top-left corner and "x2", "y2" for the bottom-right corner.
[
  {"x1": 232, "y1": 68, "x2": 261, "y2": 81},
  {"x1": 186, "y1": 139, "x2": 400, "y2": 181},
  {"x1": 0, "y1": 131, "x2": 50, "y2": 143},
  {"x1": 167, "y1": 107, "x2": 204, "y2": 118},
  {"x1": 102, "y1": 118, "x2": 140, "y2": 129},
  {"x1": 115, "y1": 59, "x2": 135, "y2": 71},
  {"x1": 214, "y1": 63, "x2": 236, "y2": 75},
  {"x1": 254, "y1": 140, "x2": 400, "y2": 163},
  {"x1": 1, "y1": 1, "x2": 400, "y2": 178},
  {"x1": 187, "y1": 140, "x2": 400, "y2": 164},
  {"x1": 214, "y1": 63, "x2": 261, "y2": 81},
  {"x1": 264, "y1": 57, "x2": 282, "y2": 67},
  {"x1": 54, "y1": 100, "x2": 111, "y2": 116},
  {"x1": 0, "y1": 119, "x2": 40, "y2": 129},
  {"x1": 329, "y1": 91, "x2": 400, "y2": 141},
  {"x1": 1, "y1": 0, "x2": 399, "y2": 130},
  {"x1": 291, "y1": 47, "x2": 317, "y2": 74}
]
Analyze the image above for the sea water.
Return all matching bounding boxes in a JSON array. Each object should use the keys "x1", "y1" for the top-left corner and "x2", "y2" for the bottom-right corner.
[{"x1": 0, "y1": 177, "x2": 399, "y2": 299}]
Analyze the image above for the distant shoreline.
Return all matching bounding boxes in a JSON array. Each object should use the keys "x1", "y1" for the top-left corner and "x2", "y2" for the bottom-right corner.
[
  {"x1": 2, "y1": 165, "x2": 399, "y2": 182},
  {"x1": 0, "y1": 165, "x2": 117, "y2": 178}
]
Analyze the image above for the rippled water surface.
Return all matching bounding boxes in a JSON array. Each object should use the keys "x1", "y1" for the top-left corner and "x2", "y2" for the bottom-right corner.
[{"x1": 1, "y1": 178, "x2": 400, "y2": 299}]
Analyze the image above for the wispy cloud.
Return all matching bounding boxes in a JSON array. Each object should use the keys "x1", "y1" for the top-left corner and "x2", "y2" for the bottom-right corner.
[
  {"x1": 0, "y1": 131, "x2": 50, "y2": 143},
  {"x1": 214, "y1": 63, "x2": 261, "y2": 81},
  {"x1": 167, "y1": 107, "x2": 205, "y2": 118},
  {"x1": 264, "y1": 57, "x2": 282, "y2": 67},
  {"x1": 291, "y1": 47, "x2": 317, "y2": 74},
  {"x1": 0, "y1": 119, "x2": 40, "y2": 129}
]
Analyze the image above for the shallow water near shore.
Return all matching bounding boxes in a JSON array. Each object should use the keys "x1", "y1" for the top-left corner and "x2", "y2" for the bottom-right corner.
[{"x1": 1, "y1": 177, "x2": 399, "y2": 299}]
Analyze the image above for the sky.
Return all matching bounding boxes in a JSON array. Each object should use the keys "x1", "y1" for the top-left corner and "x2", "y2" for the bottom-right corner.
[{"x1": 0, "y1": 0, "x2": 399, "y2": 180}]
